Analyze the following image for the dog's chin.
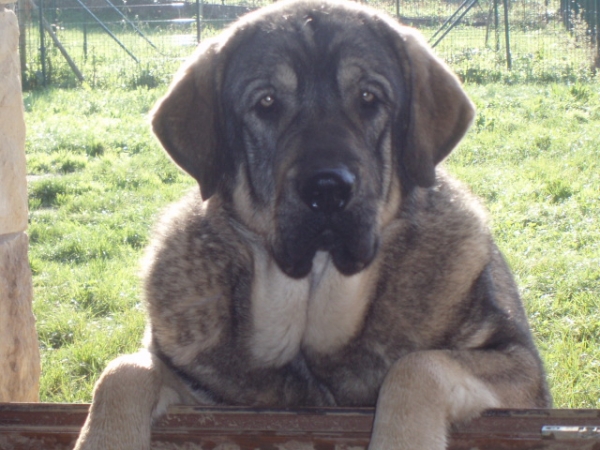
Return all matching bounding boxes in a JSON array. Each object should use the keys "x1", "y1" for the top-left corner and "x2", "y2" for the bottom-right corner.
[
  {"x1": 330, "y1": 239, "x2": 378, "y2": 276},
  {"x1": 274, "y1": 233, "x2": 379, "y2": 279}
]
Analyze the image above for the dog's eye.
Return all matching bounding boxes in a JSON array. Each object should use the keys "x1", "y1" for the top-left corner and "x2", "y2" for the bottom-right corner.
[
  {"x1": 359, "y1": 90, "x2": 381, "y2": 118},
  {"x1": 254, "y1": 94, "x2": 278, "y2": 119},
  {"x1": 361, "y1": 91, "x2": 376, "y2": 104},
  {"x1": 259, "y1": 95, "x2": 275, "y2": 109}
]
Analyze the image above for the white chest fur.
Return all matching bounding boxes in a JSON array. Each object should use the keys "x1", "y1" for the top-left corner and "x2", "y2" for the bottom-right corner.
[{"x1": 250, "y1": 250, "x2": 375, "y2": 367}]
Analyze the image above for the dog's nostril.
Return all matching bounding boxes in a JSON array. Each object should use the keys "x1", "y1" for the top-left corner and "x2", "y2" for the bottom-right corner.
[{"x1": 299, "y1": 168, "x2": 356, "y2": 214}]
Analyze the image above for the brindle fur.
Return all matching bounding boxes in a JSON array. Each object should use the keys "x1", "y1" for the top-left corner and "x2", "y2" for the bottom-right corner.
[{"x1": 74, "y1": 1, "x2": 550, "y2": 448}]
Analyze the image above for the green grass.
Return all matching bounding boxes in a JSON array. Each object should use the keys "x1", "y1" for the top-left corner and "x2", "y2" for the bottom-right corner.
[
  {"x1": 25, "y1": 87, "x2": 194, "y2": 400},
  {"x1": 25, "y1": 80, "x2": 599, "y2": 407},
  {"x1": 446, "y1": 82, "x2": 600, "y2": 408}
]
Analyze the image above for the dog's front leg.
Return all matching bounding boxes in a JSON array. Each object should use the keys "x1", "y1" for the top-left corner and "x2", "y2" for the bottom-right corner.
[
  {"x1": 74, "y1": 351, "x2": 183, "y2": 450},
  {"x1": 368, "y1": 350, "x2": 500, "y2": 450}
]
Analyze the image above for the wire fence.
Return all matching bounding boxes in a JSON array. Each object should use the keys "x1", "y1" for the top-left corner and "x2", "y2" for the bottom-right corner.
[{"x1": 12, "y1": 0, "x2": 600, "y2": 88}]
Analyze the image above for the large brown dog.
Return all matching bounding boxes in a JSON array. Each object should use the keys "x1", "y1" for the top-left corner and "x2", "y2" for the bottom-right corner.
[{"x1": 74, "y1": 0, "x2": 551, "y2": 448}]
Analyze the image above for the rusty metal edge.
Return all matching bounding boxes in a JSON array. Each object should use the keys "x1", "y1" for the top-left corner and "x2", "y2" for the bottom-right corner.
[{"x1": 1, "y1": 404, "x2": 600, "y2": 450}]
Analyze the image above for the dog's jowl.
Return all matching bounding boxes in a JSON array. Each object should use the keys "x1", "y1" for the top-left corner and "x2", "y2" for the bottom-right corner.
[{"x1": 74, "y1": 1, "x2": 551, "y2": 449}]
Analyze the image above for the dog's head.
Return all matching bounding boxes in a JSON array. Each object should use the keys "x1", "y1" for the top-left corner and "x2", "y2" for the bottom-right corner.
[{"x1": 151, "y1": 0, "x2": 474, "y2": 279}]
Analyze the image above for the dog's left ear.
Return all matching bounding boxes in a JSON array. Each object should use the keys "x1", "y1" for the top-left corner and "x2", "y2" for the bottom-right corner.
[
  {"x1": 151, "y1": 40, "x2": 229, "y2": 200},
  {"x1": 391, "y1": 26, "x2": 475, "y2": 188}
]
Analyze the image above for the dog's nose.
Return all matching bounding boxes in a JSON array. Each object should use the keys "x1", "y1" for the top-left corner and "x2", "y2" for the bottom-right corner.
[{"x1": 299, "y1": 168, "x2": 355, "y2": 214}]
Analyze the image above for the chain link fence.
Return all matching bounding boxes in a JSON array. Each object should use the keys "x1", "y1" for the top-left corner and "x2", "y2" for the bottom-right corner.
[{"x1": 13, "y1": 0, "x2": 600, "y2": 88}]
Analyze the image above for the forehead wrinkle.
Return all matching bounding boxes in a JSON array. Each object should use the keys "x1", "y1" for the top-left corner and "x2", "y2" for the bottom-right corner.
[
  {"x1": 232, "y1": 77, "x2": 270, "y2": 111},
  {"x1": 337, "y1": 58, "x2": 394, "y2": 96},
  {"x1": 300, "y1": 15, "x2": 317, "y2": 48},
  {"x1": 274, "y1": 63, "x2": 298, "y2": 92},
  {"x1": 226, "y1": 53, "x2": 297, "y2": 101}
]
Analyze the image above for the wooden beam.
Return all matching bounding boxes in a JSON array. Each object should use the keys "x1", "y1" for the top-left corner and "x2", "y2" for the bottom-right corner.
[{"x1": 1, "y1": 403, "x2": 599, "y2": 449}]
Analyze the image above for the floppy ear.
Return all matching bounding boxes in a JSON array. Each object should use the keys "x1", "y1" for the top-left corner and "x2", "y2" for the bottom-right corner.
[
  {"x1": 151, "y1": 41, "x2": 228, "y2": 200},
  {"x1": 393, "y1": 28, "x2": 475, "y2": 188}
]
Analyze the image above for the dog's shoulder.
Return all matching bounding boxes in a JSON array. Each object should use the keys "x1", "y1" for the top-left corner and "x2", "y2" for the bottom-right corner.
[
  {"x1": 360, "y1": 171, "x2": 504, "y2": 344},
  {"x1": 381, "y1": 170, "x2": 491, "y2": 269},
  {"x1": 403, "y1": 170, "x2": 489, "y2": 237},
  {"x1": 142, "y1": 192, "x2": 252, "y2": 314},
  {"x1": 145, "y1": 189, "x2": 251, "y2": 264},
  {"x1": 141, "y1": 190, "x2": 257, "y2": 364}
]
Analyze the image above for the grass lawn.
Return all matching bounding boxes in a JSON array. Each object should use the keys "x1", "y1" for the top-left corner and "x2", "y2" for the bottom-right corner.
[{"x1": 24, "y1": 79, "x2": 599, "y2": 407}]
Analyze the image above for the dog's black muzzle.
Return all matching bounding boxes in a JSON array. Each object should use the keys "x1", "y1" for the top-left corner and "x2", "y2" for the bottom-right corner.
[
  {"x1": 274, "y1": 163, "x2": 378, "y2": 279},
  {"x1": 298, "y1": 166, "x2": 356, "y2": 214}
]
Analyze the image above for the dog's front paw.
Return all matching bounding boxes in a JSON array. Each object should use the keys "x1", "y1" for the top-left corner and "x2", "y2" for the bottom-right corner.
[
  {"x1": 368, "y1": 413, "x2": 447, "y2": 450},
  {"x1": 74, "y1": 352, "x2": 172, "y2": 450}
]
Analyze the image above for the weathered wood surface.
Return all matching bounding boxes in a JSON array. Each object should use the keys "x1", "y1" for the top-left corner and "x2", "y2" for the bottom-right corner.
[{"x1": 0, "y1": 403, "x2": 599, "y2": 449}]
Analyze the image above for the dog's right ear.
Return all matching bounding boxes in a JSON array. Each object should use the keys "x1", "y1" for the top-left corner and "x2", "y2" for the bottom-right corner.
[
  {"x1": 384, "y1": 24, "x2": 475, "y2": 189},
  {"x1": 151, "y1": 41, "x2": 227, "y2": 200}
]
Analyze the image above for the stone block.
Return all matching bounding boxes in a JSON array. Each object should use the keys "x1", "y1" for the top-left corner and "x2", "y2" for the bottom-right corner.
[
  {"x1": 0, "y1": 232, "x2": 40, "y2": 402},
  {"x1": 0, "y1": 8, "x2": 28, "y2": 235}
]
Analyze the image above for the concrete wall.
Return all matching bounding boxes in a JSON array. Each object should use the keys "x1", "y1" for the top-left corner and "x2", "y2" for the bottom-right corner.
[{"x1": 0, "y1": 1, "x2": 40, "y2": 402}]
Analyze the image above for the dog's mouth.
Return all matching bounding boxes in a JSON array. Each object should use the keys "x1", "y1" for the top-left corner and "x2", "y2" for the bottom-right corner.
[
  {"x1": 272, "y1": 216, "x2": 379, "y2": 279},
  {"x1": 315, "y1": 229, "x2": 336, "y2": 252}
]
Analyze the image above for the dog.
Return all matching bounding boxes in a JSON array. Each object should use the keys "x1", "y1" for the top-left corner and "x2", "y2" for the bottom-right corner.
[{"x1": 74, "y1": 0, "x2": 551, "y2": 448}]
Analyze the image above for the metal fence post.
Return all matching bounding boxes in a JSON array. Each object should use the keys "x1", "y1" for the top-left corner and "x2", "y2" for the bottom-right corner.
[
  {"x1": 17, "y1": 1, "x2": 27, "y2": 88},
  {"x1": 494, "y1": 0, "x2": 500, "y2": 51},
  {"x1": 594, "y1": 0, "x2": 600, "y2": 61},
  {"x1": 503, "y1": 0, "x2": 512, "y2": 69},
  {"x1": 38, "y1": 0, "x2": 46, "y2": 86},
  {"x1": 83, "y1": 21, "x2": 87, "y2": 61},
  {"x1": 196, "y1": 0, "x2": 202, "y2": 44}
]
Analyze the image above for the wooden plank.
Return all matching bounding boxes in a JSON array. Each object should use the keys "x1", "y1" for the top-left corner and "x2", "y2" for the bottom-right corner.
[{"x1": 1, "y1": 403, "x2": 599, "y2": 449}]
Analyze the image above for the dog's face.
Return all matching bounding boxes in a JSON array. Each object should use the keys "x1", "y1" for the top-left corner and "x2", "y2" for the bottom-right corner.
[
  {"x1": 151, "y1": 0, "x2": 474, "y2": 278},
  {"x1": 222, "y1": 10, "x2": 407, "y2": 278}
]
